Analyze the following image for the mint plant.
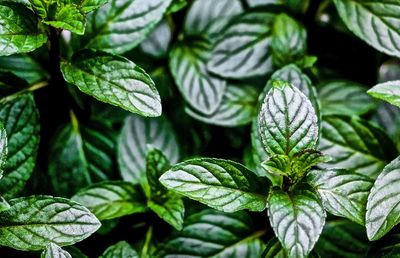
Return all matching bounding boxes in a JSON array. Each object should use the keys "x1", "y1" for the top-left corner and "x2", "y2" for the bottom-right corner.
[{"x1": 1, "y1": 0, "x2": 400, "y2": 257}]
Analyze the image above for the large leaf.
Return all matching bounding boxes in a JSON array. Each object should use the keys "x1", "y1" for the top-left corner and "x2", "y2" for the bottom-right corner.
[
  {"x1": 140, "y1": 20, "x2": 171, "y2": 58},
  {"x1": 100, "y1": 241, "x2": 139, "y2": 258},
  {"x1": 307, "y1": 169, "x2": 374, "y2": 225},
  {"x1": 207, "y1": 11, "x2": 275, "y2": 79},
  {"x1": 49, "y1": 119, "x2": 116, "y2": 197},
  {"x1": 80, "y1": 0, "x2": 172, "y2": 54},
  {"x1": 315, "y1": 220, "x2": 369, "y2": 258},
  {"x1": 0, "y1": 93, "x2": 40, "y2": 198},
  {"x1": 0, "y1": 54, "x2": 48, "y2": 84},
  {"x1": 0, "y1": 196, "x2": 100, "y2": 251},
  {"x1": 41, "y1": 243, "x2": 72, "y2": 258},
  {"x1": 118, "y1": 115, "x2": 179, "y2": 184},
  {"x1": 318, "y1": 80, "x2": 376, "y2": 116},
  {"x1": 0, "y1": 2, "x2": 47, "y2": 56},
  {"x1": 169, "y1": 38, "x2": 226, "y2": 115},
  {"x1": 61, "y1": 50, "x2": 161, "y2": 117},
  {"x1": 155, "y1": 209, "x2": 264, "y2": 257},
  {"x1": 185, "y1": 83, "x2": 259, "y2": 127},
  {"x1": 319, "y1": 115, "x2": 397, "y2": 178},
  {"x1": 366, "y1": 156, "x2": 400, "y2": 240},
  {"x1": 333, "y1": 0, "x2": 400, "y2": 58},
  {"x1": 72, "y1": 181, "x2": 147, "y2": 220},
  {"x1": 267, "y1": 186, "x2": 326, "y2": 258},
  {"x1": 160, "y1": 158, "x2": 269, "y2": 212},
  {"x1": 0, "y1": 125, "x2": 6, "y2": 180},
  {"x1": 258, "y1": 80, "x2": 318, "y2": 157},
  {"x1": 368, "y1": 80, "x2": 400, "y2": 108}
]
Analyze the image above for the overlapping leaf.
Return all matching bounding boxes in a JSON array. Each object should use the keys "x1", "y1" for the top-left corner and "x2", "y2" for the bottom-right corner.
[
  {"x1": 0, "y1": 54, "x2": 48, "y2": 84},
  {"x1": 41, "y1": 243, "x2": 72, "y2": 258},
  {"x1": 100, "y1": 241, "x2": 139, "y2": 258},
  {"x1": 0, "y1": 125, "x2": 6, "y2": 180},
  {"x1": 140, "y1": 20, "x2": 172, "y2": 58},
  {"x1": 368, "y1": 80, "x2": 400, "y2": 108}
]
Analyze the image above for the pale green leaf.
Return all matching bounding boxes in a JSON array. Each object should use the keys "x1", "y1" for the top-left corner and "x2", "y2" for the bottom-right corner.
[
  {"x1": 0, "y1": 196, "x2": 100, "y2": 251},
  {"x1": 0, "y1": 2, "x2": 48, "y2": 56},
  {"x1": 307, "y1": 168, "x2": 374, "y2": 225},
  {"x1": 160, "y1": 158, "x2": 269, "y2": 212},
  {"x1": 72, "y1": 181, "x2": 147, "y2": 220},
  {"x1": 366, "y1": 155, "x2": 400, "y2": 240},
  {"x1": 0, "y1": 124, "x2": 6, "y2": 180},
  {"x1": 368, "y1": 80, "x2": 400, "y2": 108},
  {"x1": 140, "y1": 20, "x2": 171, "y2": 58},
  {"x1": 100, "y1": 241, "x2": 139, "y2": 258},
  {"x1": 61, "y1": 50, "x2": 161, "y2": 117},
  {"x1": 41, "y1": 243, "x2": 72, "y2": 258},
  {"x1": 0, "y1": 93, "x2": 40, "y2": 198},
  {"x1": 268, "y1": 186, "x2": 326, "y2": 258}
]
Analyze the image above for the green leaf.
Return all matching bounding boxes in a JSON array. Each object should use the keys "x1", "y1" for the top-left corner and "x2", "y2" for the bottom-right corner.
[
  {"x1": 333, "y1": 0, "x2": 400, "y2": 58},
  {"x1": 0, "y1": 93, "x2": 40, "y2": 198},
  {"x1": 184, "y1": 0, "x2": 243, "y2": 36},
  {"x1": 0, "y1": 54, "x2": 48, "y2": 84},
  {"x1": 368, "y1": 233, "x2": 400, "y2": 257},
  {"x1": 0, "y1": 2, "x2": 48, "y2": 56},
  {"x1": 80, "y1": 0, "x2": 172, "y2": 54},
  {"x1": 319, "y1": 115, "x2": 397, "y2": 178},
  {"x1": 41, "y1": 243, "x2": 72, "y2": 258},
  {"x1": 290, "y1": 149, "x2": 331, "y2": 175},
  {"x1": 146, "y1": 148, "x2": 170, "y2": 194},
  {"x1": 61, "y1": 49, "x2": 161, "y2": 117},
  {"x1": 262, "y1": 237, "x2": 287, "y2": 258},
  {"x1": 169, "y1": 38, "x2": 226, "y2": 115},
  {"x1": 315, "y1": 220, "x2": 369, "y2": 258},
  {"x1": 148, "y1": 194, "x2": 184, "y2": 231},
  {"x1": 307, "y1": 169, "x2": 374, "y2": 225},
  {"x1": 319, "y1": 80, "x2": 376, "y2": 116},
  {"x1": 366, "y1": 156, "x2": 400, "y2": 240},
  {"x1": 49, "y1": 118, "x2": 116, "y2": 197},
  {"x1": 155, "y1": 209, "x2": 264, "y2": 257},
  {"x1": 43, "y1": 5, "x2": 86, "y2": 35},
  {"x1": 268, "y1": 186, "x2": 326, "y2": 258},
  {"x1": 207, "y1": 11, "x2": 275, "y2": 79},
  {"x1": 185, "y1": 83, "x2": 259, "y2": 127},
  {"x1": 368, "y1": 80, "x2": 400, "y2": 108},
  {"x1": 167, "y1": 0, "x2": 187, "y2": 14},
  {"x1": 271, "y1": 13, "x2": 307, "y2": 67},
  {"x1": 72, "y1": 181, "x2": 147, "y2": 221},
  {"x1": 261, "y1": 154, "x2": 291, "y2": 176},
  {"x1": 140, "y1": 20, "x2": 171, "y2": 59},
  {"x1": 258, "y1": 80, "x2": 318, "y2": 157},
  {"x1": 159, "y1": 158, "x2": 269, "y2": 212},
  {"x1": 0, "y1": 124, "x2": 6, "y2": 180},
  {"x1": 100, "y1": 241, "x2": 139, "y2": 258},
  {"x1": 80, "y1": 0, "x2": 109, "y2": 13},
  {"x1": 0, "y1": 196, "x2": 100, "y2": 251},
  {"x1": 118, "y1": 115, "x2": 180, "y2": 184}
]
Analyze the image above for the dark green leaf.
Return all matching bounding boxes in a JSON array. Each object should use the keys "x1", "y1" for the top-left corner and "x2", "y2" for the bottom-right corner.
[
  {"x1": 0, "y1": 124, "x2": 6, "y2": 180},
  {"x1": 0, "y1": 196, "x2": 100, "y2": 251},
  {"x1": 0, "y1": 93, "x2": 40, "y2": 198},
  {"x1": 72, "y1": 181, "x2": 147, "y2": 220},
  {"x1": 366, "y1": 156, "x2": 400, "y2": 240},
  {"x1": 319, "y1": 115, "x2": 397, "y2": 178},
  {"x1": 307, "y1": 168, "x2": 374, "y2": 225},
  {"x1": 333, "y1": 0, "x2": 400, "y2": 58},
  {"x1": 41, "y1": 243, "x2": 72, "y2": 258},
  {"x1": 0, "y1": 2, "x2": 47, "y2": 56},
  {"x1": 100, "y1": 241, "x2": 139, "y2": 258},
  {"x1": 368, "y1": 233, "x2": 400, "y2": 257},
  {"x1": 61, "y1": 50, "x2": 161, "y2": 117},
  {"x1": 368, "y1": 80, "x2": 400, "y2": 108},
  {"x1": 160, "y1": 158, "x2": 269, "y2": 212},
  {"x1": 169, "y1": 38, "x2": 226, "y2": 115},
  {"x1": 262, "y1": 237, "x2": 287, "y2": 258},
  {"x1": 118, "y1": 115, "x2": 180, "y2": 184},
  {"x1": 207, "y1": 11, "x2": 275, "y2": 79},
  {"x1": 268, "y1": 186, "x2": 326, "y2": 258},
  {"x1": 146, "y1": 148, "x2": 170, "y2": 194},
  {"x1": 155, "y1": 209, "x2": 264, "y2": 257},
  {"x1": 148, "y1": 194, "x2": 184, "y2": 231},
  {"x1": 0, "y1": 54, "x2": 48, "y2": 84}
]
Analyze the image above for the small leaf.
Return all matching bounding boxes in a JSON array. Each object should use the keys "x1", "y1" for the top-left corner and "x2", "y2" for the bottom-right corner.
[
  {"x1": 319, "y1": 115, "x2": 397, "y2": 179},
  {"x1": 319, "y1": 80, "x2": 376, "y2": 116},
  {"x1": 118, "y1": 115, "x2": 180, "y2": 184},
  {"x1": 0, "y1": 196, "x2": 101, "y2": 251},
  {"x1": 258, "y1": 80, "x2": 318, "y2": 157},
  {"x1": 72, "y1": 181, "x2": 147, "y2": 221},
  {"x1": 290, "y1": 149, "x2": 331, "y2": 176},
  {"x1": 333, "y1": 0, "x2": 400, "y2": 58},
  {"x1": 0, "y1": 124, "x2": 6, "y2": 180},
  {"x1": 41, "y1": 243, "x2": 72, "y2": 258},
  {"x1": 262, "y1": 237, "x2": 287, "y2": 258},
  {"x1": 160, "y1": 158, "x2": 269, "y2": 212},
  {"x1": 207, "y1": 11, "x2": 275, "y2": 79},
  {"x1": 368, "y1": 80, "x2": 400, "y2": 108},
  {"x1": 148, "y1": 194, "x2": 184, "y2": 231},
  {"x1": 100, "y1": 241, "x2": 139, "y2": 258},
  {"x1": 366, "y1": 156, "x2": 400, "y2": 240},
  {"x1": 307, "y1": 169, "x2": 374, "y2": 225},
  {"x1": 261, "y1": 154, "x2": 291, "y2": 177},
  {"x1": 146, "y1": 148, "x2": 171, "y2": 194},
  {"x1": 169, "y1": 38, "x2": 226, "y2": 115},
  {"x1": 80, "y1": 0, "x2": 109, "y2": 13},
  {"x1": 0, "y1": 2, "x2": 47, "y2": 56},
  {"x1": 43, "y1": 5, "x2": 86, "y2": 35},
  {"x1": 268, "y1": 185, "x2": 326, "y2": 258},
  {"x1": 0, "y1": 54, "x2": 48, "y2": 84},
  {"x1": 0, "y1": 93, "x2": 40, "y2": 198},
  {"x1": 80, "y1": 0, "x2": 172, "y2": 54},
  {"x1": 61, "y1": 50, "x2": 161, "y2": 117},
  {"x1": 155, "y1": 209, "x2": 264, "y2": 257}
]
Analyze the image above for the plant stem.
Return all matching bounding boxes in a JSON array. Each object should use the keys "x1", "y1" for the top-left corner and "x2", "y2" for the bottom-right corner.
[
  {"x1": 48, "y1": 27, "x2": 64, "y2": 84},
  {"x1": 141, "y1": 226, "x2": 153, "y2": 258}
]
